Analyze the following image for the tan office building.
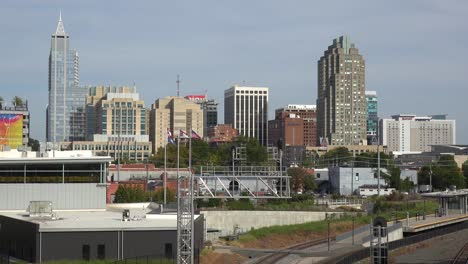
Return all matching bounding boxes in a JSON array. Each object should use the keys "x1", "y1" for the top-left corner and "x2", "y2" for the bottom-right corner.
[
  {"x1": 86, "y1": 86, "x2": 147, "y2": 138},
  {"x1": 149, "y1": 97, "x2": 204, "y2": 153},
  {"x1": 381, "y1": 114, "x2": 456, "y2": 153},
  {"x1": 317, "y1": 36, "x2": 367, "y2": 146},
  {"x1": 68, "y1": 85, "x2": 150, "y2": 161}
]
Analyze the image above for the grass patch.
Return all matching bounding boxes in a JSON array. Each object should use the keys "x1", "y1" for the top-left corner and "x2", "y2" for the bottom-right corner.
[{"x1": 235, "y1": 200, "x2": 439, "y2": 246}]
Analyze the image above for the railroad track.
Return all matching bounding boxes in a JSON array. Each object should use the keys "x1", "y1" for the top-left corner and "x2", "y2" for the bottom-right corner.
[
  {"x1": 452, "y1": 242, "x2": 468, "y2": 264},
  {"x1": 252, "y1": 237, "x2": 334, "y2": 264}
]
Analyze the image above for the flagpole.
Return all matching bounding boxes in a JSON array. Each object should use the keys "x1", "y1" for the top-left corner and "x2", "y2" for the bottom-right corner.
[
  {"x1": 176, "y1": 134, "x2": 180, "y2": 261},
  {"x1": 189, "y1": 128, "x2": 194, "y2": 264},
  {"x1": 164, "y1": 141, "x2": 167, "y2": 205}
]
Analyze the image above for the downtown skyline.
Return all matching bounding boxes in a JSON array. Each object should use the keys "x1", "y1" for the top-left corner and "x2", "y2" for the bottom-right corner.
[{"x1": 0, "y1": 1, "x2": 467, "y2": 143}]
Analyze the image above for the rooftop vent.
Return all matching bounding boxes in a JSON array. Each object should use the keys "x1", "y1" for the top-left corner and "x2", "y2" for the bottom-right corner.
[{"x1": 28, "y1": 201, "x2": 53, "y2": 217}]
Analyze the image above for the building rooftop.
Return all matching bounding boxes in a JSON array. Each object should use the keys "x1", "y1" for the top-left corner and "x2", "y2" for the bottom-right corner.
[
  {"x1": 0, "y1": 210, "x2": 200, "y2": 232},
  {"x1": 0, "y1": 150, "x2": 112, "y2": 164}
]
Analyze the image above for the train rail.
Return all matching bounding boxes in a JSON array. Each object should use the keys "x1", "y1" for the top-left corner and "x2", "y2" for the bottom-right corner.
[
  {"x1": 452, "y1": 242, "x2": 468, "y2": 264},
  {"x1": 252, "y1": 237, "x2": 334, "y2": 264}
]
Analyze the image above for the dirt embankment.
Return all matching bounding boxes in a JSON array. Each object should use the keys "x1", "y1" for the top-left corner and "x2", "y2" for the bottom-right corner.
[{"x1": 200, "y1": 251, "x2": 246, "y2": 264}]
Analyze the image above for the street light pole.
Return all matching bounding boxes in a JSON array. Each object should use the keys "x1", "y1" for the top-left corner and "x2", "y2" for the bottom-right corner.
[{"x1": 377, "y1": 119, "x2": 381, "y2": 196}]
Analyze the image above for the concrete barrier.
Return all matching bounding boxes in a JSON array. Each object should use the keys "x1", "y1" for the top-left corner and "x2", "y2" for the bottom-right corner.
[{"x1": 201, "y1": 210, "x2": 342, "y2": 239}]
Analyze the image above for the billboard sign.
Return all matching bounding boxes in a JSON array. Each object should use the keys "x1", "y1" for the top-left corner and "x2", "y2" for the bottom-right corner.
[{"x1": 0, "y1": 114, "x2": 23, "y2": 148}]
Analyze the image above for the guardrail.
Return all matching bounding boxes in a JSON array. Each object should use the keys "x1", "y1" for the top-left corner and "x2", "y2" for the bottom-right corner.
[
  {"x1": 328, "y1": 220, "x2": 468, "y2": 264},
  {"x1": 315, "y1": 199, "x2": 365, "y2": 206}
]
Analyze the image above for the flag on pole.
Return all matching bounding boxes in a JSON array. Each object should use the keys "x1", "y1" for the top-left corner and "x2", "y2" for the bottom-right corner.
[
  {"x1": 191, "y1": 130, "x2": 202, "y2": 140},
  {"x1": 179, "y1": 129, "x2": 190, "y2": 139},
  {"x1": 167, "y1": 128, "x2": 175, "y2": 144}
]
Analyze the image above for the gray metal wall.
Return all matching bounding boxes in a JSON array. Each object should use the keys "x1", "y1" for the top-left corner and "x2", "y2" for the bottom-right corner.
[
  {"x1": 0, "y1": 215, "x2": 38, "y2": 263},
  {"x1": 0, "y1": 184, "x2": 106, "y2": 210},
  {"x1": 0, "y1": 215, "x2": 205, "y2": 263}
]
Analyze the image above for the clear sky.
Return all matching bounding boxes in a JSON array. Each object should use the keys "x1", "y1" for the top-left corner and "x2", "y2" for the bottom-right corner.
[{"x1": 0, "y1": 0, "x2": 467, "y2": 143}]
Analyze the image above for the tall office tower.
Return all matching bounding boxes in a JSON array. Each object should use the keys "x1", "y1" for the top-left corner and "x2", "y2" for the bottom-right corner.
[
  {"x1": 185, "y1": 95, "x2": 218, "y2": 137},
  {"x1": 61, "y1": 85, "x2": 150, "y2": 161},
  {"x1": 224, "y1": 86, "x2": 269, "y2": 145},
  {"x1": 272, "y1": 104, "x2": 317, "y2": 147},
  {"x1": 365, "y1": 91, "x2": 378, "y2": 144},
  {"x1": 47, "y1": 14, "x2": 86, "y2": 143},
  {"x1": 381, "y1": 114, "x2": 456, "y2": 153},
  {"x1": 149, "y1": 97, "x2": 204, "y2": 153},
  {"x1": 317, "y1": 36, "x2": 367, "y2": 146},
  {"x1": 85, "y1": 86, "x2": 144, "y2": 139}
]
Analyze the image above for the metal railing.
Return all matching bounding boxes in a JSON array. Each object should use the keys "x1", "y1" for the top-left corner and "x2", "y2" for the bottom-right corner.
[
  {"x1": 315, "y1": 198, "x2": 365, "y2": 206},
  {"x1": 111, "y1": 255, "x2": 177, "y2": 264},
  {"x1": 329, "y1": 220, "x2": 468, "y2": 264}
]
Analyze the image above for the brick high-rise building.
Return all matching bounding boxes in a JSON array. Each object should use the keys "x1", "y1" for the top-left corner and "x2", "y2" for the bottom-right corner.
[
  {"x1": 317, "y1": 36, "x2": 367, "y2": 146},
  {"x1": 273, "y1": 104, "x2": 317, "y2": 147}
]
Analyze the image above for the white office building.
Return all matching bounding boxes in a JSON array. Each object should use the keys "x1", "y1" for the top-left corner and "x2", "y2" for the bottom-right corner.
[
  {"x1": 224, "y1": 86, "x2": 269, "y2": 145},
  {"x1": 381, "y1": 114, "x2": 456, "y2": 153}
]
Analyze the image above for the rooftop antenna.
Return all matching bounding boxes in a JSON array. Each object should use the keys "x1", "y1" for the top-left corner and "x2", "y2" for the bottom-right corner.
[
  {"x1": 204, "y1": 89, "x2": 208, "y2": 98},
  {"x1": 176, "y1": 74, "x2": 181, "y2": 97}
]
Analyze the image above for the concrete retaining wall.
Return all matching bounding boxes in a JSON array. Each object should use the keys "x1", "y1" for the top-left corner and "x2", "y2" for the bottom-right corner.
[{"x1": 201, "y1": 210, "x2": 342, "y2": 239}]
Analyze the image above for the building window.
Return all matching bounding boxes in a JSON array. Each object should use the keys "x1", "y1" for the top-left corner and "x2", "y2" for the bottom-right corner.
[
  {"x1": 317, "y1": 173, "x2": 321, "y2": 178},
  {"x1": 97, "y1": 244, "x2": 105, "y2": 260},
  {"x1": 165, "y1": 243, "x2": 173, "y2": 259},
  {"x1": 82, "y1": 245, "x2": 90, "y2": 261}
]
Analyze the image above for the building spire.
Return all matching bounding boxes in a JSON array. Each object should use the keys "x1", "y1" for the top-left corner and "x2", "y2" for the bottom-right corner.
[{"x1": 55, "y1": 11, "x2": 66, "y2": 35}]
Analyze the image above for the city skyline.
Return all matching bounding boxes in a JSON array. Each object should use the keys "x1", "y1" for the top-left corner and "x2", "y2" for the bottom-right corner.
[{"x1": 0, "y1": 1, "x2": 467, "y2": 142}]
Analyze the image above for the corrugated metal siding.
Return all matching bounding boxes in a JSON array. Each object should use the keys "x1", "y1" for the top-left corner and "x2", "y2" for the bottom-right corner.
[{"x1": 0, "y1": 184, "x2": 106, "y2": 210}]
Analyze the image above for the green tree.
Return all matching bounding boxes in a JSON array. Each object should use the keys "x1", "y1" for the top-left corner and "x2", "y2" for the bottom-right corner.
[
  {"x1": 151, "y1": 187, "x2": 176, "y2": 203},
  {"x1": 235, "y1": 136, "x2": 268, "y2": 165},
  {"x1": 288, "y1": 167, "x2": 316, "y2": 192},
  {"x1": 318, "y1": 147, "x2": 351, "y2": 167},
  {"x1": 0, "y1": 96, "x2": 4, "y2": 106},
  {"x1": 28, "y1": 137, "x2": 40, "y2": 151},
  {"x1": 463, "y1": 161, "x2": 468, "y2": 187},
  {"x1": 114, "y1": 185, "x2": 148, "y2": 203},
  {"x1": 12, "y1": 96, "x2": 24, "y2": 106},
  {"x1": 418, "y1": 155, "x2": 465, "y2": 190},
  {"x1": 400, "y1": 177, "x2": 415, "y2": 192}
]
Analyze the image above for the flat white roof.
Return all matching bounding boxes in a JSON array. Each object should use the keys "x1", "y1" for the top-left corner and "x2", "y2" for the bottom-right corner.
[
  {"x1": 0, "y1": 210, "x2": 200, "y2": 232},
  {"x1": 0, "y1": 150, "x2": 112, "y2": 164}
]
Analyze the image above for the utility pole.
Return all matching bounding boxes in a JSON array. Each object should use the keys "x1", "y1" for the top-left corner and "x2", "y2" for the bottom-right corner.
[
  {"x1": 377, "y1": 119, "x2": 381, "y2": 196},
  {"x1": 117, "y1": 132, "x2": 121, "y2": 182},
  {"x1": 429, "y1": 163, "x2": 432, "y2": 191}
]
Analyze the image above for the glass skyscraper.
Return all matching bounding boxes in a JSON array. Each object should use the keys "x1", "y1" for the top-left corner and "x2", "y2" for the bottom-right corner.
[
  {"x1": 47, "y1": 14, "x2": 86, "y2": 143},
  {"x1": 365, "y1": 91, "x2": 378, "y2": 144}
]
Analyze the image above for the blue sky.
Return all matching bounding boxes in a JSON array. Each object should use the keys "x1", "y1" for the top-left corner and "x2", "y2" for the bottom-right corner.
[{"x1": 0, "y1": 0, "x2": 467, "y2": 143}]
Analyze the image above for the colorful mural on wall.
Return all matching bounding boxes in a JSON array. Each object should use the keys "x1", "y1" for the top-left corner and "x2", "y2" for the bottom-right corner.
[{"x1": 0, "y1": 114, "x2": 23, "y2": 148}]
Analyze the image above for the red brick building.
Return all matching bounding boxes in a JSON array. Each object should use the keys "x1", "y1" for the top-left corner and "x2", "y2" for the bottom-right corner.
[
  {"x1": 208, "y1": 124, "x2": 238, "y2": 143},
  {"x1": 269, "y1": 105, "x2": 317, "y2": 147}
]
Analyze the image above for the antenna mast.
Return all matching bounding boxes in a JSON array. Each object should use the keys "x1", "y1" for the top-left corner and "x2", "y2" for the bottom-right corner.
[{"x1": 176, "y1": 74, "x2": 181, "y2": 97}]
